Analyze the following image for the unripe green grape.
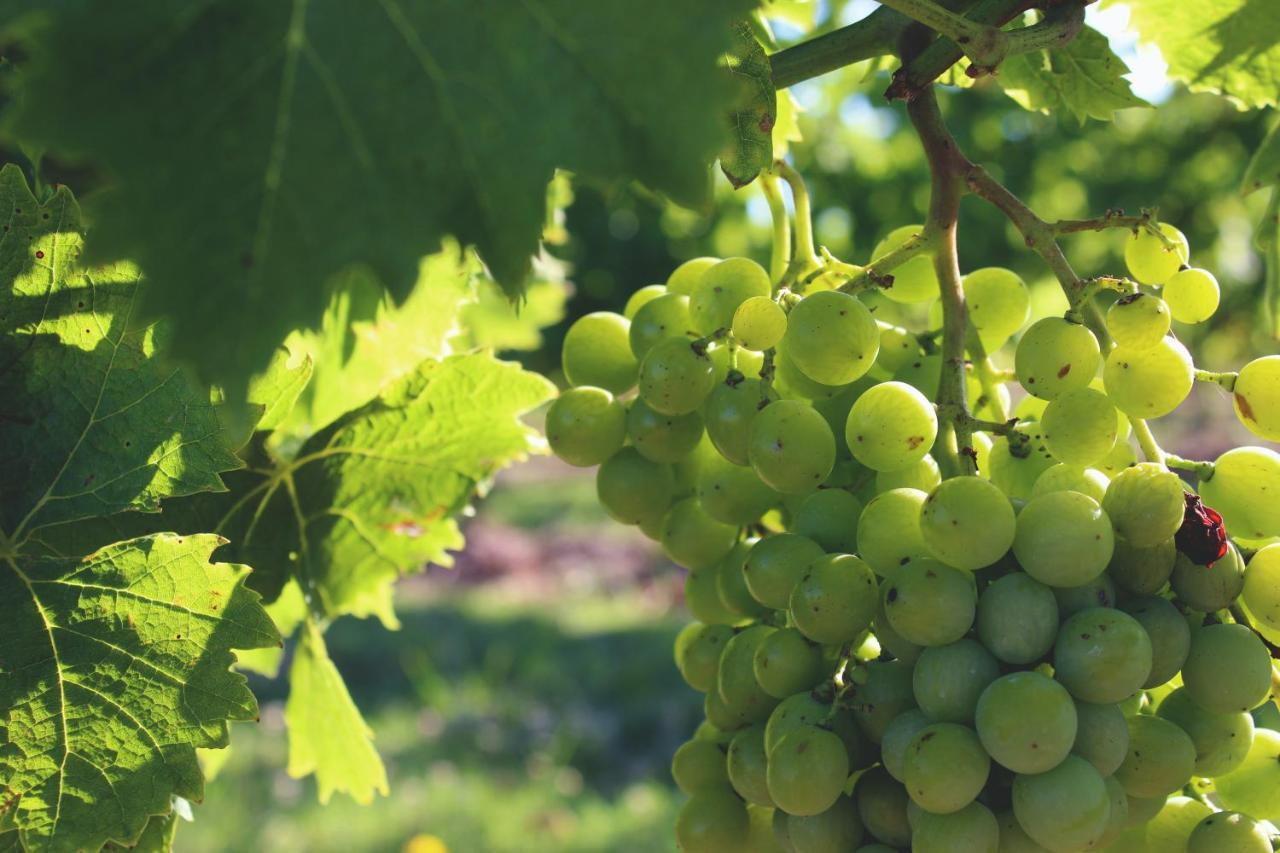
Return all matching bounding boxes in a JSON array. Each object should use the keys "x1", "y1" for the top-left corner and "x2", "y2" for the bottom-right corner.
[
  {"x1": 1012, "y1": 755, "x2": 1111, "y2": 852},
  {"x1": 844, "y1": 380, "x2": 938, "y2": 472},
  {"x1": 874, "y1": 595, "x2": 923, "y2": 665},
  {"x1": 1214, "y1": 729, "x2": 1280, "y2": 821},
  {"x1": 1052, "y1": 572, "x2": 1116, "y2": 617},
  {"x1": 1096, "y1": 435, "x2": 1138, "y2": 479},
  {"x1": 691, "y1": 257, "x2": 773, "y2": 336},
  {"x1": 846, "y1": 660, "x2": 917, "y2": 743},
  {"x1": 677, "y1": 789, "x2": 750, "y2": 852},
  {"x1": 672, "y1": 736, "x2": 731, "y2": 795},
  {"x1": 880, "y1": 709, "x2": 932, "y2": 781},
  {"x1": 727, "y1": 724, "x2": 775, "y2": 807},
  {"x1": 855, "y1": 768, "x2": 912, "y2": 847},
  {"x1": 987, "y1": 422, "x2": 1057, "y2": 501},
  {"x1": 994, "y1": 809, "x2": 1048, "y2": 853},
  {"x1": 676, "y1": 622, "x2": 734, "y2": 692},
  {"x1": 686, "y1": 565, "x2": 739, "y2": 626},
  {"x1": 660, "y1": 496, "x2": 737, "y2": 571},
  {"x1": 1114, "y1": 714, "x2": 1196, "y2": 798},
  {"x1": 1243, "y1": 544, "x2": 1280, "y2": 631},
  {"x1": 629, "y1": 292, "x2": 693, "y2": 360},
  {"x1": 748, "y1": 401, "x2": 837, "y2": 495},
  {"x1": 1200, "y1": 447, "x2": 1280, "y2": 540},
  {"x1": 561, "y1": 311, "x2": 638, "y2": 393},
  {"x1": 913, "y1": 639, "x2": 1000, "y2": 724},
  {"x1": 764, "y1": 691, "x2": 865, "y2": 761},
  {"x1": 753, "y1": 627, "x2": 826, "y2": 699},
  {"x1": 1121, "y1": 595, "x2": 1190, "y2": 689},
  {"x1": 715, "y1": 541, "x2": 770, "y2": 620},
  {"x1": 697, "y1": 453, "x2": 779, "y2": 526},
  {"x1": 789, "y1": 554, "x2": 878, "y2": 644},
  {"x1": 1013, "y1": 491, "x2": 1114, "y2": 588},
  {"x1": 857, "y1": 488, "x2": 929, "y2": 577},
  {"x1": 1157, "y1": 687, "x2": 1255, "y2": 777},
  {"x1": 1124, "y1": 223, "x2": 1190, "y2": 284},
  {"x1": 788, "y1": 488, "x2": 861, "y2": 554},
  {"x1": 1102, "y1": 462, "x2": 1186, "y2": 548},
  {"x1": 963, "y1": 266, "x2": 1031, "y2": 349},
  {"x1": 1095, "y1": 776, "x2": 1131, "y2": 850},
  {"x1": 1142, "y1": 796, "x2": 1214, "y2": 851},
  {"x1": 639, "y1": 336, "x2": 716, "y2": 415},
  {"x1": 705, "y1": 378, "x2": 775, "y2": 467},
  {"x1": 976, "y1": 572, "x2": 1059, "y2": 664},
  {"x1": 1071, "y1": 700, "x2": 1129, "y2": 777},
  {"x1": 975, "y1": 672, "x2": 1077, "y2": 774},
  {"x1": 1103, "y1": 337, "x2": 1195, "y2": 418},
  {"x1": 733, "y1": 295, "x2": 787, "y2": 351},
  {"x1": 876, "y1": 322, "x2": 922, "y2": 373},
  {"x1": 1182, "y1": 623, "x2": 1272, "y2": 714},
  {"x1": 1233, "y1": 356, "x2": 1280, "y2": 441},
  {"x1": 903, "y1": 722, "x2": 990, "y2": 814},
  {"x1": 913, "y1": 801, "x2": 999, "y2": 853},
  {"x1": 1014, "y1": 317, "x2": 1100, "y2": 400},
  {"x1": 782, "y1": 291, "x2": 880, "y2": 386},
  {"x1": 892, "y1": 354, "x2": 995, "y2": 415},
  {"x1": 1171, "y1": 543, "x2": 1245, "y2": 612},
  {"x1": 597, "y1": 447, "x2": 674, "y2": 525},
  {"x1": 545, "y1": 387, "x2": 627, "y2": 467},
  {"x1": 623, "y1": 283, "x2": 666, "y2": 319},
  {"x1": 718, "y1": 626, "x2": 780, "y2": 722},
  {"x1": 1108, "y1": 534, "x2": 1177, "y2": 595},
  {"x1": 743, "y1": 533, "x2": 826, "y2": 609},
  {"x1": 1054, "y1": 608, "x2": 1153, "y2": 704},
  {"x1": 1107, "y1": 292, "x2": 1171, "y2": 350},
  {"x1": 774, "y1": 346, "x2": 853, "y2": 400},
  {"x1": 1123, "y1": 793, "x2": 1167, "y2": 829},
  {"x1": 882, "y1": 558, "x2": 976, "y2": 646},
  {"x1": 1040, "y1": 387, "x2": 1118, "y2": 466},
  {"x1": 919, "y1": 476, "x2": 1016, "y2": 571},
  {"x1": 1187, "y1": 811, "x2": 1272, "y2": 853},
  {"x1": 786, "y1": 794, "x2": 865, "y2": 853},
  {"x1": 626, "y1": 398, "x2": 702, "y2": 463},
  {"x1": 1031, "y1": 463, "x2": 1108, "y2": 502},
  {"x1": 875, "y1": 453, "x2": 941, "y2": 494},
  {"x1": 768, "y1": 726, "x2": 850, "y2": 816},
  {"x1": 668, "y1": 256, "x2": 720, "y2": 295},
  {"x1": 704, "y1": 683, "x2": 756, "y2": 732},
  {"x1": 872, "y1": 225, "x2": 938, "y2": 303},
  {"x1": 1163, "y1": 267, "x2": 1219, "y2": 324}
]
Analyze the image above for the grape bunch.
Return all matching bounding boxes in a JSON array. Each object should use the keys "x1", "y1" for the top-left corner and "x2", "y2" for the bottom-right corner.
[{"x1": 549, "y1": 216, "x2": 1280, "y2": 852}]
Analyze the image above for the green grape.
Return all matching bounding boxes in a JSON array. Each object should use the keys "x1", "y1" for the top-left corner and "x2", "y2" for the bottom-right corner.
[
  {"x1": 673, "y1": 736, "x2": 731, "y2": 794},
  {"x1": 976, "y1": 572, "x2": 1059, "y2": 664},
  {"x1": 743, "y1": 534, "x2": 826, "y2": 609},
  {"x1": 668, "y1": 256, "x2": 720, "y2": 296},
  {"x1": 963, "y1": 266, "x2": 1031, "y2": 350},
  {"x1": 1012, "y1": 755, "x2": 1111, "y2": 852},
  {"x1": 1199, "y1": 447, "x2": 1280, "y2": 540},
  {"x1": 748, "y1": 401, "x2": 837, "y2": 495},
  {"x1": 626, "y1": 398, "x2": 702, "y2": 463},
  {"x1": 912, "y1": 639, "x2": 999, "y2": 724},
  {"x1": 975, "y1": 672, "x2": 1077, "y2": 774},
  {"x1": 1140, "y1": 796, "x2": 1214, "y2": 851},
  {"x1": 1054, "y1": 608, "x2": 1153, "y2": 703},
  {"x1": 872, "y1": 225, "x2": 938, "y2": 303},
  {"x1": 1233, "y1": 356, "x2": 1280, "y2": 441},
  {"x1": 764, "y1": 691, "x2": 865, "y2": 761},
  {"x1": 913, "y1": 801, "x2": 999, "y2": 853},
  {"x1": 744, "y1": 803, "x2": 778, "y2": 852},
  {"x1": 1124, "y1": 793, "x2": 1168, "y2": 829},
  {"x1": 874, "y1": 595, "x2": 923, "y2": 665},
  {"x1": 1215, "y1": 728, "x2": 1280, "y2": 820},
  {"x1": 987, "y1": 423, "x2": 1058, "y2": 502},
  {"x1": 876, "y1": 321, "x2": 923, "y2": 373},
  {"x1": 881, "y1": 709, "x2": 932, "y2": 781},
  {"x1": 597, "y1": 447, "x2": 675, "y2": 525},
  {"x1": 1157, "y1": 687, "x2": 1255, "y2": 777},
  {"x1": 1124, "y1": 223, "x2": 1190, "y2": 284},
  {"x1": 719, "y1": 626, "x2": 781, "y2": 723},
  {"x1": 789, "y1": 554, "x2": 878, "y2": 644},
  {"x1": 782, "y1": 291, "x2": 880, "y2": 386},
  {"x1": 786, "y1": 794, "x2": 865, "y2": 853},
  {"x1": 674, "y1": 434, "x2": 721, "y2": 496},
  {"x1": 677, "y1": 789, "x2": 750, "y2": 852},
  {"x1": 705, "y1": 683, "x2": 755, "y2": 732},
  {"x1": 846, "y1": 660, "x2": 917, "y2": 742},
  {"x1": 705, "y1": 378, "x2": 776, "y2": 467},
  {"x1": 662, "y1": 497, "x2": 738, "y2": 571},
  {"x1": 1102, "y1": 462, "x2": 1186, "y2": 548},
  {"x1": 1171, "y1": 543, "x2": 1245, "y2": 612},
  {"x1": 788, "y1": 488, "x2": 861, "y2": 554},
  {"x1": 754, "y1": 627, "x2": 826, "y2": 699},
  {"x1": 1107, "y1": 292, "x2": 1171, "y2": 350},
  {"x1": 875, "y1": 454, "x2": 941, "y2": 494},
  {"x1": 995, "y1": 809, "x2": 1050, "y2": 853},
  {"x1": 768, "y1": 726, "x2": 851, "y2": 817},
  {"x1": 697, "y1": 453, "x2": 779, "y2": 526},
  {"x1": 1014, "y1": 317, "x2": 1100, "y2": 400},
  {"x1": 1031, "y1": 463, "x2": 1109, "y2": 502},
  {"x1": 1096, "y1": 436, "x2": 1138, "y2": 480},
  {"x1": 728, "y1": 725, "x2": 775, "y2": 807},
  {"x1": 903, "y1": 722, "x2": 990, "y2": 814},
  {"x1": 1095, "y1": 776, "x2": 1131, "y2": 849},
  {"x1": 855, "y1": 768, "x2": 912, "y2": 847},
  {"x1": 1103, "y1": 338, "x2": 1195, "y2": 418},
  {"x1": 1243, "y1": 544, "x2": 1280, "y2": 631},
  {"x1": 686, "y1": 566, "x2": 740, "y2": 626},
  {"x1": 623, "y1": 283, "x2": 666, "y2": 319},
  {"x1": 733, "y1": 295, "x2": 787, "y2": 351},
  {"x1": 676, "y1": 622, "x2": 734, "y2": 692},
  {"x1": 562, "y1": 311, "x2": 639, "y2": 393},
  {"x1": 1052, "y1": 572, "x2": 1116, "y2": 616},
  {"x1": 716, "y1": 541, "x2": 771, "y2": 621},
  {"x1": 1163, "y1": 267, "x2": 1219, "y2": 324},
  {"x1": 1114, "y1": 715, "x2": 1196, "y2": 798},
  {"x1": 1108, "y1": 535, "x2": 1177, "y2": 595},
  {"x1": 844, "y1": 381, "x2": 938, "y2": 472},
  {"x1": 892, "y1": 355, "x2": 997, "y2": 416},
  {"x1": 1071, "y1": 700, "x2": 1130, "y2": 777},
  {"x1": 857, "y1": 488, "x2": 929, "y2": 577},
  {"x1": 1188, "y1": 812, "x2": 1272, "y2": 853},
  {"x1": 1121, "y1": 596, "x2": 1190, "y2": 688},
  {"x1": 629, "y1": 291, "x2": 692, "y2": 360},
  {"x1": 882, "y1": 558, "x2": 976, "y2": 647},
  {"x1": 639, "y1": 336, "x2": 716, "y2": 415},
  {"x1": 809, "y1": 381, "x2": 867, "y2": 454},
  {"x1": 1013, "y1": 491, "x2": 1114, "y2": 588},
  {"x1": 1040, "y1": 387, "x2": 1118, "y2": 467},
  {"x1": 919, "y1": 476, "x2": 1016, "y2": 571},
  {"x1": 690, "y1": 257, "x2": 773, "y2": 336},
  {"x1": 545, "y1": 387, "x2": 627, "y2": 467},
  {"x1": 1181, "y1": 623, "x2": 1272, "y2": 714},
  {"x1": 774, "y1": 346, "x2": 853, "y2": 400}
]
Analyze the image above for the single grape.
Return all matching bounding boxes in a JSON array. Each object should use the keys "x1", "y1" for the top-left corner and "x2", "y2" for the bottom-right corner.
[
  {"x1": 913, "y1": 639, "x2": 1000, "y2": 724},
  {"x1": 764, "y1": 691, "x2": 866, "y2": 764},
  {"x1": 1114, "y1": 714, "x2": 1197, "y2": 798},
  {"x1": 1052, "y1": 572, "x2": 1116, "y2": 617},
  {"x1": 748, "y1": 400, "x2": 837, "y2": 495},
  {"x1": 629, "y1": 292, "x2": 693, "y2": 360},
  {"x1": 1013, "y1": 490, "x2": 1115, "y2": 588},
  {"x1": 855, "y1": 768, "x2": 912, "y2": 847},
  {"x1": 845, "y1": 660, "x2": 917, "y2": 743},
  {"x1": 857, "y1": 488, "x2": 929, "y2": 577},
  {"x1": 1011, "y1": 755, "x2": 1111, "y2": 852},
  {"x1": 975, "y1": 672, "x2": 1077, "y2": 774},
  {"x1": 994, "y1": 809, "x2": 1049, "y2": 853},
  {"x1": 676, "y1": 622, "x2": 734, "y2": 692},
  {"x1": 743, "y1": 533, "x2": 826, "y2": 609},
  {"x1": 672, "y1": 735, "x2": 730, "y2": 795},
  {"x1": 638, "y1": 336, "x2": 716, "y2": 415},
  {"x1": 1107, "y1": 292, "x2": 1171, "y2": 350},
  {"x1": 1164, "y1": 267, "x2": 1220, "y2": 324},
  {"x1": 1124, "y1": 793, "x2": 1168, "y2": 829},
  {"x1": 1243, "y1": 544, "x2": 1280, "y2": 631},
  {"x1": 1031, "y1": 463, "x2": 1109, "y2": 503},
  {"x1": 718, "y1": 626, "x2": 780, "y2": 725},
  {"x1": 790, "y1": 554, "x2": 878, "y2": 644},
  {"x1": 1053, "y1": 608, "x2": 1153, "y2": 704},
  {"x1": 685, "y1": 567, "x2": 739, "y2": 626},
  {"x1": 561, "y1": 311, "x2": 639, "y2": 393},
  {"x1": 1095, "y1": 776, "x2": 1131, "y2": 850},
  {"x1": 1108, "y1": 535, "x2": 1177, "y2": 595},
  {"x1": 892, "y1": 354, "x2": 995, "y2": 415},
  {"x1": 875, "y1": 453, "x2": 942, "y2": 494},
  {"x1": 733, "y1": 295, "x2": 787, "y2": 351},
  {"x1": 1120, "y1": 595, "x2": 1190, "y2": 689},
  {"x1": 697, "y1": 453, "x2": 779, "y2": 526},
  {"x1": 1199, "y1": 447, "x2": 1280, "y2": 540},
  {"x1": 882, "y1": 558, "x2": 976, "y2": 647},
  {"x1": 597, "y1": 447, "x2": 675, "y2": 525},
  {"x1": 1015, "y1": 317, "x2": 1100, "y2": 400},
  {"x1": 667, "y1": 257, "x2": 720, "y2": 296},
  {"x1": 623, "y1": 283, "x2": 666, "y2": 319},
  {"x1": 753, "y1": 627, "x2": 826, "y2": 699},
  {"x1": 1181, "y1": 623, "x2": 1272, "y2": 714},
  {"x1": 872, "y1": 225, "x2": 938, "y2": 303},
  {"x1": 880, "y1": 709, "x2": 932, "y2": 782},
  {"x1": 775, "y1": 346, "x2": 854, "y2": 400},
  {"x1": 627, "y1": 397, "x2": 703, "y2": 463},
  {"x1": 785, "y1": 794, "x2": 864, "y2": 853},
  {"x1": 715, "y1": 541, "x2": 771, "y2": 621},
  {"x1": 1124, "y1": 223, "x2": 1190, "y2": 284},
  {"x1": 1233, "y1": 355, "x2": 1280, "y2": 441},
  {"x1": 704, "y1": 378, "x2": 775, "y2": 467},
  {"x1": 1188, "y1": 812, "x2": 1272, "y2": 853},
  {"x1": 545, "y1": 387, "x2": 627, "y2": 467},
  {"x1": 1170, "y1": 543, "x2": 1245, "y2": 612},
  {"x1": 874, "y1": 594, "x2": 923, "y2": 665},
  {"x1": 1215, "y1": 728, "x2": 1280, "y2": 820},
  {"x1": 676, "y1": 789, "x2": 749, "y2": 852},
  {"x1": 913, "y1": 801, "x2": 999, "y2": 853},
  {"x1": 876, "y1": 322, "x2": 923, "y2": 373},
  {"x1": 1071, "y1": 699, "x2": 1129, "y2": 777},
  {"x1": 919, "y1": 476, "x2": 1017, "y2": 571},
  {"x1": 1041, "y1": 387, "x2": 1119, "y2": 466},
  {"x1": 788, "y1": 488, "x2": 861, "y2": 554},
  {"x1": 903, "y1": 722, "x2": 991, "y2": 814},
  {"x1": 987, "y1": 422, "x2": 1058, "y2": 501},
  {"x1": 704, "y1": 683, "x2": 755, "y2": 732},
  {"x1": 1157, "y1": 687, "x2": 1255, "y2": 777},
  {"x1": 727, "y1": 724, "x2": 775, "y2": 807},
  {"x1": 976, "y1": 572, "x2": 1059, "y2": 664},
  {"x1": 660, "y1": 496, "x2": 737, "y2": 571},
  {"x1": 782, "y1": 291, "x2": 880, "y2": 386},
  {"x1": 1141, "y1": 796, "x2": 1214, "y2": 851},
  {"x1": 1096, "y1": 437, "x2": 1138, "y2": 480},
  {"x1": 1102, "y1": 462, "x2": 1186, "y2": 548},
  {"x1": 768, "y1": 726, "x2": 850, "y2": 817},
  {"x1": 691, "y1": 257, "x2": 773, "y2": 336},
  {"x1": 963, "y1": 266, "x2": 1031, "y2": 350},
  {"x1": 1103, "y1": 338, "x2": 1195, "y2": 418},
  {"x1": 844, "y1": 380, "x2": 938, "y2": 472}
]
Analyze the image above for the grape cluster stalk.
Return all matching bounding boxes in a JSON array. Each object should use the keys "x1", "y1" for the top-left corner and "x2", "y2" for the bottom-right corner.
[{"x1": 546, "y1": 84, "x2": 1280, "y2": 853}]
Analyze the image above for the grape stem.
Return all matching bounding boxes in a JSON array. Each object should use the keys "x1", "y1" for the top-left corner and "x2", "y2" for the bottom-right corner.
[
  {"x1": 837, "y1": 230, "x2": 931, "y2": 295},
  {"x1": 768, "y1": 6, "x2": 909, "y2": 90},
  {"x1": 771, "y1": 159, "x2": 822, "y2": 286},
  {"x1": 1194, "y1": 368, "x2": 1238, "y2": 392},
  {"x1": 1166, "y1": 454, "x2": 1216, "y2": 481},
  {"x1": 758, "y1": 348, "x2": 778, "y2": 403},
  {"x1": 760, "y1": 173, "x2": 792, "y2": 284},
  {"x1": 875, "y1": 0, "x2": 1009, "y2": 67},
  {"x1": 1128, "y1": 416, "x2": 1166, "y2": 467},
  {"x1": 690, "y1": 328, "x2": 729, "y2": 356}
]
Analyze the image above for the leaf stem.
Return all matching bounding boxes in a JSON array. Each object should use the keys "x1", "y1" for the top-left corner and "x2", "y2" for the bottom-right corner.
[{"x1": 760, "y1": 173, "x2": 792, "y2": 284}]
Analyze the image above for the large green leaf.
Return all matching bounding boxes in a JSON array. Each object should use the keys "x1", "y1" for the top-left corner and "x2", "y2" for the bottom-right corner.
[
  {"x1": 0, "y1": 533, "x2": 279, "y2": 852},
  {"x1": 719, "y1": 21, "x2": 776, "y2": 188},
  {"x1": 1, "y1": 0, "x2": 754, "y2": 388},
  {"x1": 1121, "y1": 0, "x2": 1280, "y2": 109}
]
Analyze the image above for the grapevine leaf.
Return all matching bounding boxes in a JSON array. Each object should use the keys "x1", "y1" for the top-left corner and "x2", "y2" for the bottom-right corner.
[
  {"x1": 1243, "y1": 119, "x2": 1280, "y2": 196},
  {"x1": 0, "y1": 165, "x2": 241, "y2": 537},
  {"x1": 719, "y1": 21, "x2": 777, "y2": 188},
  {"x1": 995, "y1": 25, "x2": 1148, "y2": 123},
  {"x1": 1, "y1": 0, "x2": 754, "y2": 388},
  {"x1": 458, "y1": 274, "x2": 569, "y2": 353},
  {"x1": 233, "y1": 580, "x2": 308, "y2": 678},
  {"x1": 106, "y1": 810, "x2": 179, "y2": 853},
  {"x1": 1120, "y1": 0, "x2": 1280, "y2": 109},
  {"x1": 284, "y1": 622, "x2": 388, "y2": 805},
  {"x1": 247, "y1": 348, "x2": 314, "y2": 436},
  {"x1": 0, "y1": 533, "x2": 279, "y2": 853}
]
